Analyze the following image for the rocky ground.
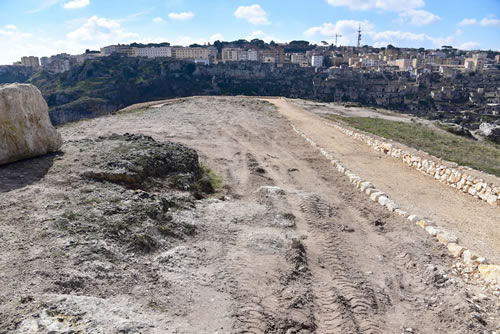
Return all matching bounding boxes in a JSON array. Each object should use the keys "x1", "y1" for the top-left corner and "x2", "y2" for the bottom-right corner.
[{"x1": 0, "y1": 97, "x2": 499, "y2": 333}]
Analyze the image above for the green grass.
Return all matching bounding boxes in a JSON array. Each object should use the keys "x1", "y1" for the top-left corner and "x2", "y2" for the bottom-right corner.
[
  {"x1": 199, "y1": 165, "x2": 223, "y2": 191},
  {"x1": 327, "y1": 115, "x2": 500, "y2": 177},
  {"x1": 51, "y1": 96, "x2": 108, "y2": 111}
]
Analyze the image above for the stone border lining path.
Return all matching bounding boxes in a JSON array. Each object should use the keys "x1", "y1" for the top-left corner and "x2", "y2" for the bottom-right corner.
[
  {"x1": 290, "y1": 124, "x2": 500, "y2": 292},
  {"x1": 321, "y1": 119, "x2": 500, "y2": 207}
]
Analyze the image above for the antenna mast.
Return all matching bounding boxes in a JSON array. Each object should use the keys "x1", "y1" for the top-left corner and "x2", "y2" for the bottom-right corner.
[{"x1": 357, "y1": 25, "x2": 362, "y2": 48}]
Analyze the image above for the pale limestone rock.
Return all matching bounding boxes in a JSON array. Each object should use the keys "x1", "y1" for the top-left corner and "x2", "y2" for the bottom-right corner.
[
  {"x1": 377, "y1": 196, "x2": 389, "y2": 206},
  {"x1": 463, "y1": 250, "x2": 478, "y2": 265},
  {"x1": 436, "y1": 231, "x2": 458, "y2": 245},
  {"x1": 416, "y1": 220, "x2": 436, "y2": 229},
  {"x1": 359, "y1": 181, "x2": 372, "y2": 192},
  {"x1": 370, "y1": 191, "x2": 385, "y2": 202},
  {"x1": 395, "y1": 209, "x2": 409, "y2": 218},
  {"x1": 0, "y1": 83, "x2": 62, "y2": 165},
  {"x1": 486, "y1": 194, "x2": 498, "y2": 206},
  {"x1": 424, "y1": 226, "x2": 442, "y2": 237},
  {"x1": 384, "y1": 200, "x2": 399, "y2": 212},
  {"x1": 478, "y1": 265, "x2": 500, "y2": 283},
  {"x1": 365, "y1": 188, "x2": 377, "y2": 196},
  {"x1": 447, "y1": 243, "x2": 465, "y2": 258},
  {"x1": 407, "y1": 215, "x2": 422, "y2": 223}
]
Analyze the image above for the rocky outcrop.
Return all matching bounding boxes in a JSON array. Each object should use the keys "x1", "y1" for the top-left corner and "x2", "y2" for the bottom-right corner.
[
  {"x1": 0, "y1": 83, "x2": 62, "y2": 165},
  {"x1": 81, "y1": 133, "x2": 202, "y2": 190},
  {"x1": 479, "y1": 123, "x2": 500, "y2": 144}
]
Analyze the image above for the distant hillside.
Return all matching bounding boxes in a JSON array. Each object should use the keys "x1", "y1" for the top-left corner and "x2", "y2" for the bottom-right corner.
[
  {"x1": 8, "y1": 55, "x2": 497, "y2": 127},
  {"x1": 28, "y1": 56, "x2": 214, "y2": 124},
  {"x1": 0, "y1": 66, "x2": 34, "y2": 84},
  {"x1": 27, "y1": 55, "x2": 317, "y2": 125}
]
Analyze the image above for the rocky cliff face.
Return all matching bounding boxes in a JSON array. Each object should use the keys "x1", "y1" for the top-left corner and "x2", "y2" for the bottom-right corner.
[
  {"x1": 0, "y1": 83, "x2": 62, "y2": 165},
  {"x1": 0, "y1": 66, "x2": 34, "y2": 84}
]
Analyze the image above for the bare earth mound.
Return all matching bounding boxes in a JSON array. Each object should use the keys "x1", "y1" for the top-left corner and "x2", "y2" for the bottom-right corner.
[{"x1": 0, "y1": 97, "x2": 498, "y2": 333}]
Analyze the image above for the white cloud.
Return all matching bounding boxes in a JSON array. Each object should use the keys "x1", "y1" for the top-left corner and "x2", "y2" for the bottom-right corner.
[
  {"x1": 0, "y1": 27, "x2": 48, "y2": 64},
  {"x1": 245, "y1": 30, "x2": 283, "y2": 43},
  {"x1": 4, "y1": 24, "x2": 17, "y2": 30},
  {"x1": 398, "y1": 9, "x2": 440, "y2": 26},
  {"x1": 234, "y1": 4, "x2": 270, "y2": 25},
  {"x1": 62, "y1": 0, "x2": 89, "y2": 9},
  {"x1": 480, "y1": 17, "x2": 500, "y2": 27},
  {"x1": 152, "y1": 17, "x2": 165, "y2": 23},
  {"x1": 458, "y1": 18, "x2": 477, "y2": 26},
  {"x1": 66, "y1": 16, "x2": 138, "y2": 45},
  {"x1": 304, "y1": 20, "x2": 466, "y2": 49},
  {"x1": 373, "y1": 30, "x2": 426, "y2": 41},
  {"x1": 27, "y1": 0, "x2": 64, "y2": 13},
  {"x1": 458, "y1": 41, "x2": 480, "y2": 50},
  {"x1": 304, "y1": 20, "x2": 375, "y2": 45},
  {"x1": 326, "y1": 0, "x2": 424, "y2": 12},
  {"x1": 455, "y1": 29, "x2": 464, "y2": 36},
  {"x1": 457, "y1": 17, "x2": 500, "y2": 28},
  {"x1": 176, "y1": 33, "x2": 225, "y2": 46},
  {"x1": 210, "y1": 33, "x2": 224, "y2": 41},
  {"x1": 168, "y1": 12, "x2": 194, "y2": 20}
]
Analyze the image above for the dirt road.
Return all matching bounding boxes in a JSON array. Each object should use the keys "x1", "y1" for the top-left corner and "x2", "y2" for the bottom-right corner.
[
  {"x1": 1, "y1": 97, "x2": 498, "y2": 333},
  {"x1": 267, "y1": 98, "x2": 500, "y2": 264}
]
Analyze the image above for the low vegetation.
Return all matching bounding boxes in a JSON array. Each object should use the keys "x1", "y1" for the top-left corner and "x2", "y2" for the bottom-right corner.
[
  {"x1": 192, "y1": 165, "x2": 223, "y2": 198},
  {"x1": 327, "y1": 115, "x2": 500, "y2": 177}
]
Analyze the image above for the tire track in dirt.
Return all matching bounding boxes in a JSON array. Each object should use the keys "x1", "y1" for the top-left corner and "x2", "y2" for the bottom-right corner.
[{"x1": 296, "y1": 193, "x2": 384, "y2": 334}]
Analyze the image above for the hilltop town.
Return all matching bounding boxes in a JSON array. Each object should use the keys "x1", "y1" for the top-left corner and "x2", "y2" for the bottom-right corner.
[{"x1": 1, "y1": 39, "x2": 499, "y2": 133}]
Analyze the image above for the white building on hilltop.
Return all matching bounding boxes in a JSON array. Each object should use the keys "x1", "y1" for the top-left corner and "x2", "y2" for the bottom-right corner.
[
  {"x1": 222, "y1": 48, "x2": 240, "y2": 62},
  {"x1": 240, "y1": 50, "x2": 258, "y2": 61},
  {"x1": 136, "y1": 46, "x2": 172, "y2": 58},
  {"x1": 311, "y1": 54, "x2": 324, "y2": 68}
]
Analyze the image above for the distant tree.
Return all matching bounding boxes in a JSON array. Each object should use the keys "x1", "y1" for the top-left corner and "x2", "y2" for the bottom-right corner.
[
  {"x1": 321, "y1": 41, "x2": 329, "y2": 46},
  {"x1": 387, "y1": 44, "x2": 395, "y2": 49},
  {"x1": 213, "y1": 40, "x2": 223, "y2": 52},
  {"x1": 185, "y1": 63, "x2": 196, "y2": 76},
  {"x1": 323, "y1": 55, "x2": 333, "y2": 67},
  {"x1": 189, "y1": 43, "x2": 203, "y2": 48},
  {"x1": 289, "y1": 40, "x2": 310, "y2": 46},
  {"x1": 250, "y1": 39, "x2": 266, "y2": 49}
]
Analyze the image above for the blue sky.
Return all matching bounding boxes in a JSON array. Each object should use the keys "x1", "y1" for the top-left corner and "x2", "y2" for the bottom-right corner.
[{"x1": 0, "y1": 0, "x2": 499, "y2": 64}]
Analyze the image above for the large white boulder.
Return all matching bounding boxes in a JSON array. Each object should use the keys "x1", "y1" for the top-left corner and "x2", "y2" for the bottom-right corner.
[
  {"x1": 478, "y1": 122, "x2": 498, "y2": 136},
  {"x1": 0, "y1": 83, "x2": 62, "y2": 165}
]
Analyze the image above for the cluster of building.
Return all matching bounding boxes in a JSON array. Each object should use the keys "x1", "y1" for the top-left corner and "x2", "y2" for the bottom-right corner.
[
  {"x1": 15, "y1": 41, "x2": 500, "y2": 74},
  {"x1": 13, "y1": 41, "x2": 500, "y2": 107}
]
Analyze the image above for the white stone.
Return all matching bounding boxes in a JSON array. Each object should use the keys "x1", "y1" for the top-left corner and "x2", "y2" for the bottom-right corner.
[
  {"x1": 486, "y1": 194, "x2": 498, "y2": 206},
  {"x1": 359, "y1": 181, "x2": 372, "y2": 192},
  {"x1": 395, "y1": 209, "x2": 409, "y2": 218},
  {"x1": 425, "y1": 226, "x2": 442, "y2": 237},
  {"x1": 0, "y1": 83, "x2": 62, "y2": 165},
  {"x1": 370, "y1": 191, "x2": 385, "y2": 202},
  {"x1": 378, "y1": 196, "x2": 390, "y2": 206},
  {"x1": 463, "y1": 250, "x2": 478, "y2": 264},
  {"x1": 447, "y1": 243, "x2": 465, "y2": 258},
  {"x1": 365, "y1": 188, "x2": 377, "y2": 196},
  {"x1": 416, "y1": 220, "x2": 436, "y2": 229},
  {"x1": 384, "y1": 200, "x2": 399, "y2": 211},
  {"x1": 407, "y1": 215, "x2": 422, "y2": 223},
  {"x1": 436, "y1": 231, "x2": 458, "y2": 245},
  {"x1": 478, "y1": 265, "x2": 500, "y2": 283}
]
